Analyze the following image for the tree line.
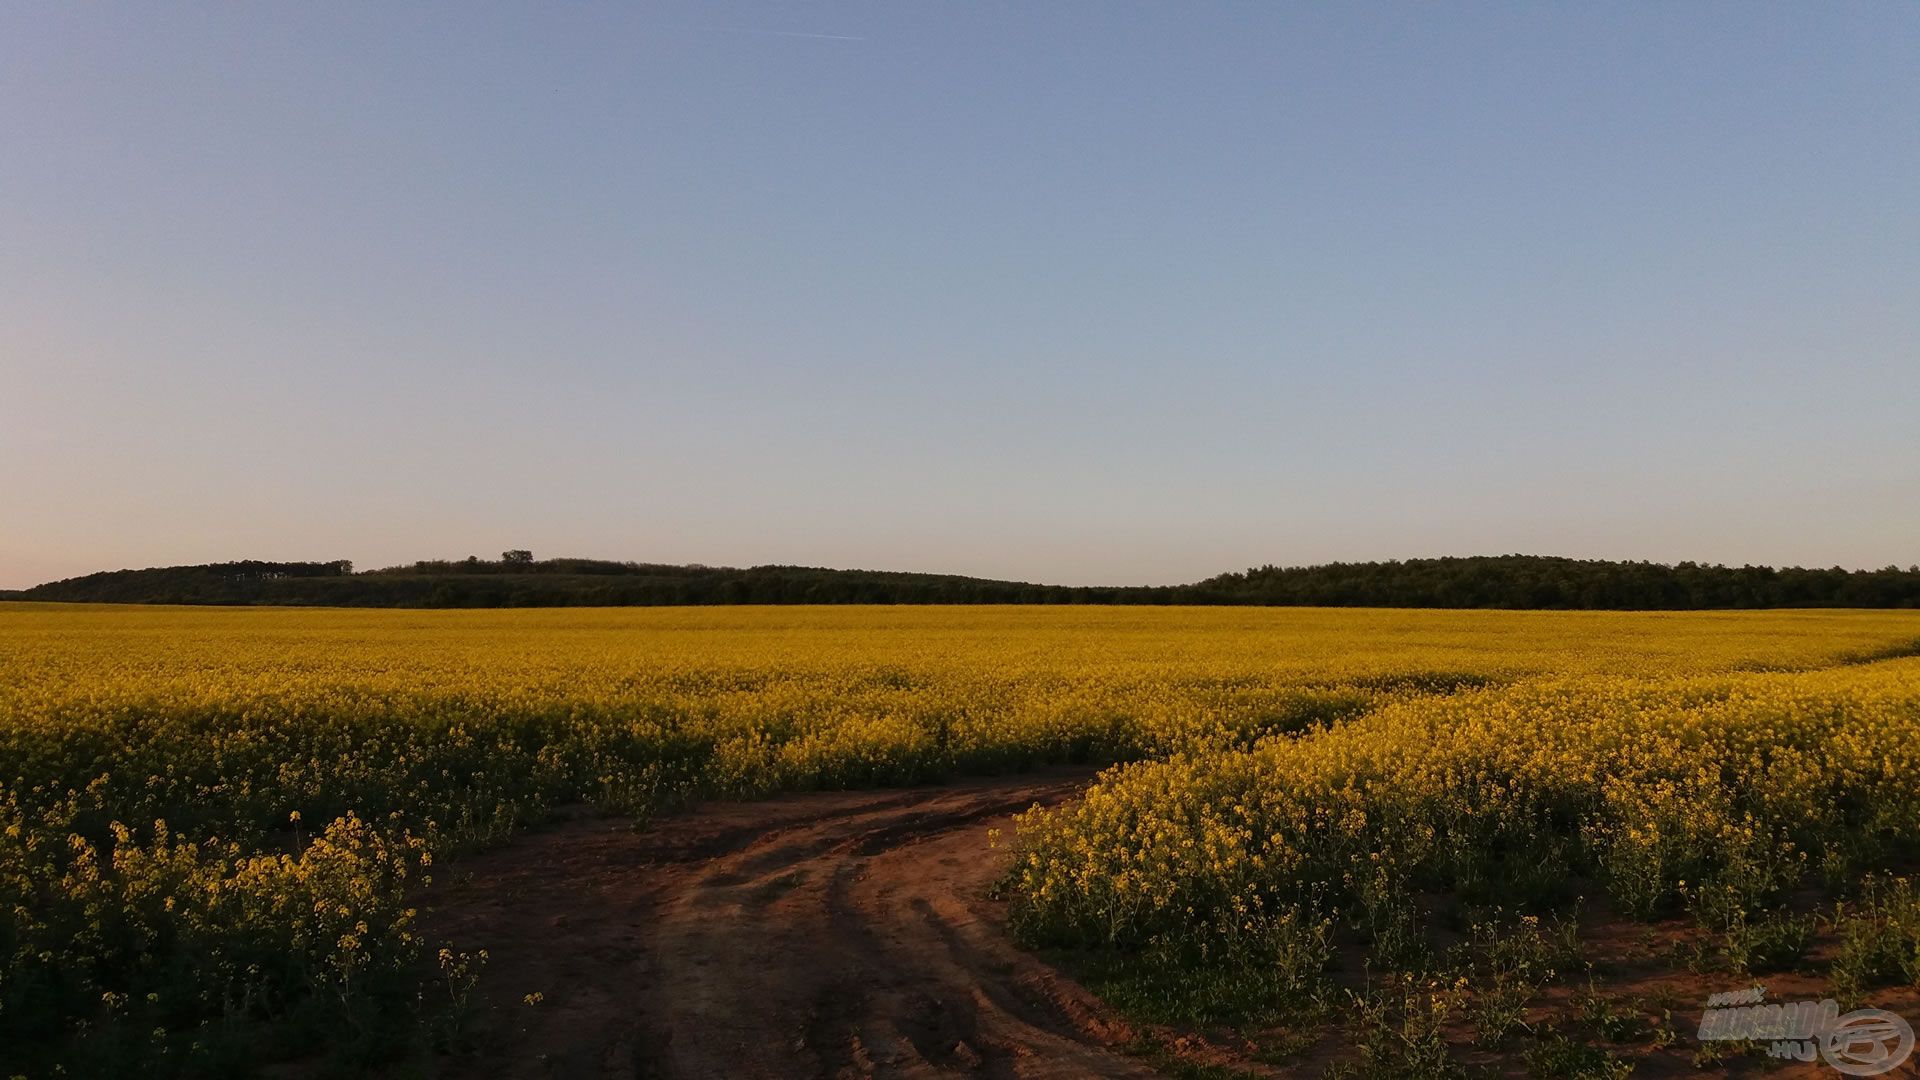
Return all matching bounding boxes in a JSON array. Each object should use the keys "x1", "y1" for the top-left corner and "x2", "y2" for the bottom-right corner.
[{"x1": 12, "y1": 553, "x2": 1920, "y2": 609}]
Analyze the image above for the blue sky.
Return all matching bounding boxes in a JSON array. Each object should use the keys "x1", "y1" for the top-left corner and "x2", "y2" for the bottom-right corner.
[{"x1": 3, "y1": 3, "x2": 1916, "y2": 587}]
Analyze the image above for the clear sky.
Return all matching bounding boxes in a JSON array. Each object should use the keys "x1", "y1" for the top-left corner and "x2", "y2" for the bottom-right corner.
[{"x1": 3, "y1": 3, "x2": 1916, "y2": 589}]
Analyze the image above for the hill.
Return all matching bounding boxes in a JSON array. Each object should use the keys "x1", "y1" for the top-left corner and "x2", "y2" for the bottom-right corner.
[
  {"x1": 12, "y1": 553, "x2": 1920, "y2": 609},
  {"x1": 14, "y1": 557, "x2": 1199, "y2": 607}
]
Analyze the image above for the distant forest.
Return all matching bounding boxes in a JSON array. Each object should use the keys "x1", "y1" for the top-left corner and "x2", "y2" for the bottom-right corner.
[{"x1": 10, "y1": 554, "x2": 1920, "y2": 609}]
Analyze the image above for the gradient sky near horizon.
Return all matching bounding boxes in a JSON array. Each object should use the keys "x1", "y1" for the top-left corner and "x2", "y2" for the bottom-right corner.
[{"x1": 4, "y1": 3, "x2": 1917, "y2": 589}]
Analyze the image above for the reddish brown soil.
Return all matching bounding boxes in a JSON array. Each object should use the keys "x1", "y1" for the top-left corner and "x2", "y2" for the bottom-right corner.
[{"x1": 419, "y1": 769, "x2": 1183, "y2": 1079}]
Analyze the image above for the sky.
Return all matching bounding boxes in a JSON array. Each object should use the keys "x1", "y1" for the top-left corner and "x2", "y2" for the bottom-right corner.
[{"x1": 3, "y1": 3, "x2": 1917, "y2": 589}]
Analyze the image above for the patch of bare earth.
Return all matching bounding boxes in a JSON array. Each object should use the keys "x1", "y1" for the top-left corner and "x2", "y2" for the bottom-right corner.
[{"x1": 417, "y1": 770, "x2": 1191, "y2": 1079}]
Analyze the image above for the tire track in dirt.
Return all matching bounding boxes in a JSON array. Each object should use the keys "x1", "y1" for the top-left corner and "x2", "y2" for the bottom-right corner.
[{"x1": 421, "y1": 769, "x2": 1180, "y2": 1079}]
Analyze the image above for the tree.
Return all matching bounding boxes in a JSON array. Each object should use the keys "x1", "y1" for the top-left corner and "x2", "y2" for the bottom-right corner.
[{"x1": 502, "y1": 549, "x2": 534, "y2": 565}]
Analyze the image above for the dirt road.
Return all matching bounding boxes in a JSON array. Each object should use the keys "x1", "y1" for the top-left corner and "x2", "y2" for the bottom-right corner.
[{"x1": 424, "y1": 769, "x2": 1187, "y2": 1079}]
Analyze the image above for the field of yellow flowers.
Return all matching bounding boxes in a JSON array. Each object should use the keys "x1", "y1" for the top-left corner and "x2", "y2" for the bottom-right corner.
[{"x1": 2, "y1": 602, "x2": 1918, "y2": 1075}]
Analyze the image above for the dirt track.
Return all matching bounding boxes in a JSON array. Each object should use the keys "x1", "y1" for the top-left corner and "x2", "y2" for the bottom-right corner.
[{"x1": 425, "y1": 770, "x2": 1186, "y2": 1079}]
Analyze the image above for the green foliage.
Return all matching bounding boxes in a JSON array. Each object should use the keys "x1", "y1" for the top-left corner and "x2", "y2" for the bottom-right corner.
[
  {"x1": 21, "y1": 553, "x2": 1920, "y2": 609},
  {"x1": 1450, "y1": 912, "x2": 1575, "y2": 1047},
  {"x1": 1523, "y1": 1030, "x2": 1636, "y2": 1079},
  {"x1": 1202, "y1": 555, "x2": 1920, "y2": 610},
  {"x1": 1829, "y1": 875, "x2": 1920, "y2": 1001},
  {"x1": 1075, "y1": 905, "x2": 1336, "y2": 1027},
  {"x1": 1336, "y1": 973, "x2": 1469, "y2": 1080}
]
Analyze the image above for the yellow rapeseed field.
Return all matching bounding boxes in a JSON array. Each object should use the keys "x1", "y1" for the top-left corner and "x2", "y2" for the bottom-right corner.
[{"x1": 3, "y1": 602, "x2": 1918, "y2": 1073}]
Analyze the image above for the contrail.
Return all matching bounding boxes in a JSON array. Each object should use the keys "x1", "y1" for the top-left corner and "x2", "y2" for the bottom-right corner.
[{"x1": 723, "y1": 28, "x2": 866, "y2": 41}]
